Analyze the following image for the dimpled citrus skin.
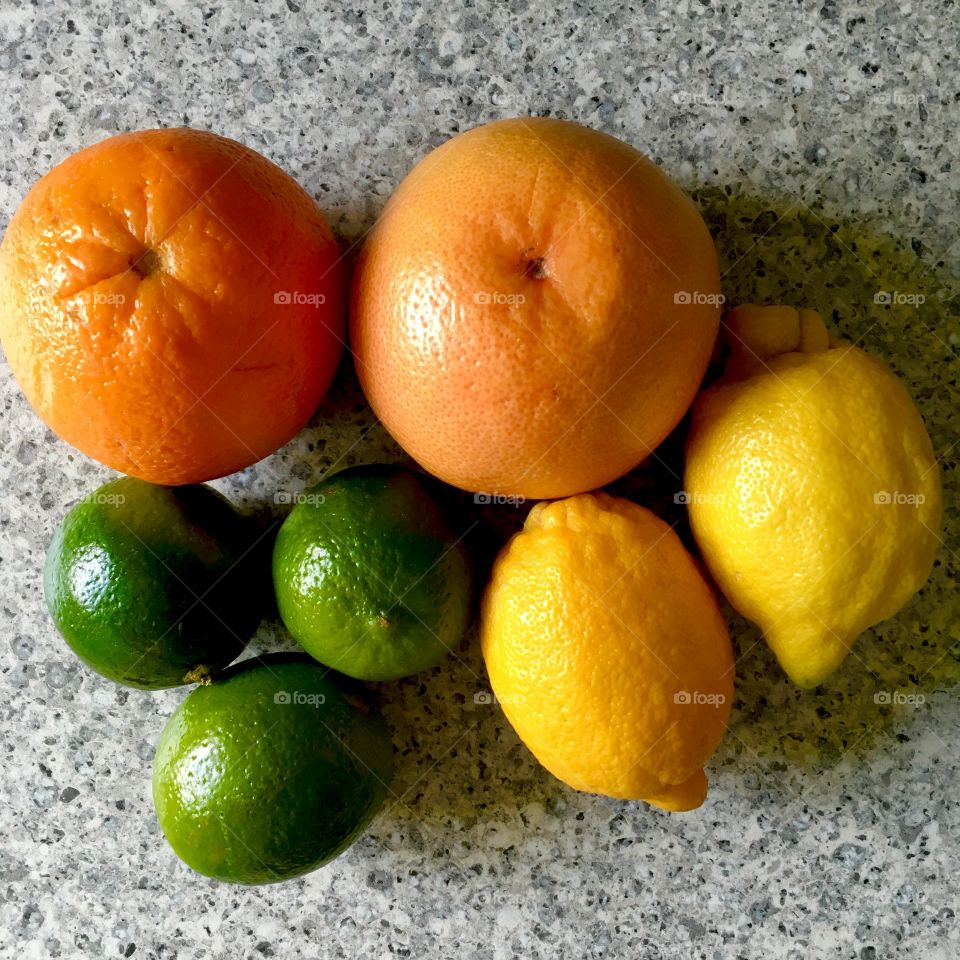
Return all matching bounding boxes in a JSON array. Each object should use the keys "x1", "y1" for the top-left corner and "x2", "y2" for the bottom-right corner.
[
  {"x1": 685, "y1": 305, "x2": 943, "y2": 688},
  {"x1": 152, "y1": 655, "x2": 394, "y2": 885},
  {"x1": 0, "y1": 128, "x2": 345, "y2": 485},
  {"x1": 351, "y1": 117, "x2": 721, "y2": 499},
  {"x1": 480, "y1": 493, "x2": 734, "y2": 811},
  {"x1": 272, "y1": 465, "x2": 472, "y2": 681},
  {"x1": 44, "y1": 476, "x2": 259, "y2": 689}
]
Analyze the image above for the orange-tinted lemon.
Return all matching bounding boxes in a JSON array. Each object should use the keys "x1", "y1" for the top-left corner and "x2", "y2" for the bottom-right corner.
[{"x1": 480, "y1": 493, "x2": 734, "y2": 811}]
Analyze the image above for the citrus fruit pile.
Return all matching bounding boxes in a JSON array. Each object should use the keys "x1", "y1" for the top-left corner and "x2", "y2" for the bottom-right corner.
[{"x1": 1, "y1": 120, "x2": 942, "y2": 884}]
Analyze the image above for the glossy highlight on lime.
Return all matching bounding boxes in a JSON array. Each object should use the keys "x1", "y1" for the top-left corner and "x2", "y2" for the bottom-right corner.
[
  {"x1": 152, "y1": 654, "x2": 394, "y2": 884},
  {"x1": 272, "y1": 464, "x2": 472, "y2": 681},
  {"x1": 44, "y1": 476, "x2": 260, "y2": 689}
]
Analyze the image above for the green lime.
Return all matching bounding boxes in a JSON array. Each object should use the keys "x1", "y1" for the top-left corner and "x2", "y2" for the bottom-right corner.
[
  {"x1": 272, "y1": 464, "x2": 472, "y2": 681},
  {"x1": 152, "y1": 654, "x2": 393, "y2": 884},
  {"x1": 44, "y1": 477, "x2": 260, "y2": 689}
]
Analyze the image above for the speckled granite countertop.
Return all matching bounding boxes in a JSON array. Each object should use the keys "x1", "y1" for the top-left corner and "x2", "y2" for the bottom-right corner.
[{"x1": 1, "y1": 2, "x2": 958, "y2": 958}]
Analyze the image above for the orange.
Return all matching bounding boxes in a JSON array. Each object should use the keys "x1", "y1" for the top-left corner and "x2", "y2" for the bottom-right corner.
[
  {"x1": 0, "y1": 128, "x2": 345, "y2": 485},
  {"x1": 480, "y1": 493, "x2": 734, "y2": 811},
  {"x1": 350, "y1": 117, "x2": 721, "y2": 500}
]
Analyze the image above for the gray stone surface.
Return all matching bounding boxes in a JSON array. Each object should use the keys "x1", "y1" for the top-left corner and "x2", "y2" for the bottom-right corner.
[{"x1": 1, "y1": 1, "x2": 958, "y2": 958}]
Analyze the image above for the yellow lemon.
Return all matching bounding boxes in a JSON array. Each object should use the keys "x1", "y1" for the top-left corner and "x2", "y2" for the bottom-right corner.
[
  {"x1": 685, "y1": 304, "x2": 942, "y2": 688},
  {"x1": 480, "y1": 493, "x2": 734, "y2": 812}
]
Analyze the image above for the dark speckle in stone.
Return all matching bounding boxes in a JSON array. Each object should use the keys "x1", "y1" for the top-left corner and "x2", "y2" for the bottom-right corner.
[
  {"x1": 11, "y1": 635, "x2": 32, "y2": 660},
  {"x1": 899, "y1": 821, "x2": 923, "y2": 845},
  {"x1": 833, "y1": 844, "x2": 870, "y2": 869},
  {"x1": 366, "y1": 869, "x2": 393, "y2": 891},
  {"x1": 251, "y1": 81, "x2": 274, "y2": 104},
  {"x1": 16, "y1": 440, "x2": 37, "y2": 464},
  {"x1": 0, "y1": 43, "x2": 19, "y2": 70}
]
